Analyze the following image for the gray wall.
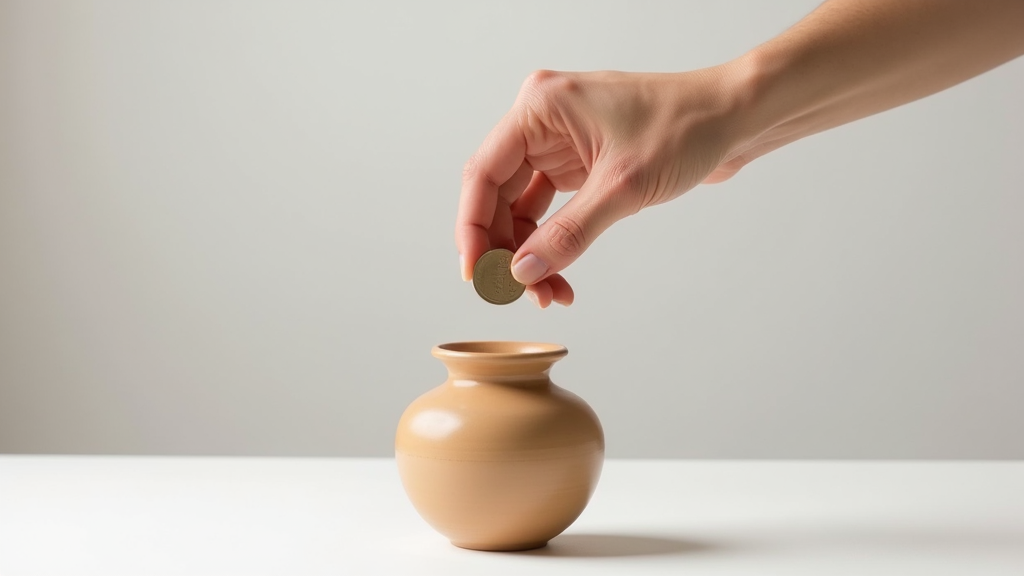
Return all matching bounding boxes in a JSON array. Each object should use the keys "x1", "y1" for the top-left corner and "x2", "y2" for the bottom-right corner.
[{"x1": 2, "y1": 1, "x2": 1022, "y2": 458}]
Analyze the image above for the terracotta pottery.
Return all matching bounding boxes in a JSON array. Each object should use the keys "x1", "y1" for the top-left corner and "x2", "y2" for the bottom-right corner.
[{"x1": 395, "y1": 341, "x2": 604, "y2": 551}]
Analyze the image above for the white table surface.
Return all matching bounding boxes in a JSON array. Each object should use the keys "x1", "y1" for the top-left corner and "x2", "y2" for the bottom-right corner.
[{"x1": 1, "y1": 458, "x2": 1022, "y2": 575}]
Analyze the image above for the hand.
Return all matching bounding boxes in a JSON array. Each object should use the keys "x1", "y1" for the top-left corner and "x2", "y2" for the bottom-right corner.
[{"x1": 456, "y1": 67, "x2": 749, "y2": 308}]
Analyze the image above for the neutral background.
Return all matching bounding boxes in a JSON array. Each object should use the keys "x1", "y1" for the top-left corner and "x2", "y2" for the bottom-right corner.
[{"x1": 1, "y1": 1, "x2": 1021, "y2": 458}]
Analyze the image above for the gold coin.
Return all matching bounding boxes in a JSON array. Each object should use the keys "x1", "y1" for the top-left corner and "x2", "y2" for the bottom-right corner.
[{"x1": 472, "y1": 248, "x2": 526, "y2": 305}]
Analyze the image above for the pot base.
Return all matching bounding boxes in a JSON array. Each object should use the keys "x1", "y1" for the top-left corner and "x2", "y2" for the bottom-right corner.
[{"x1": 451, "y1": 540, "x2": 549, "y2": 552}]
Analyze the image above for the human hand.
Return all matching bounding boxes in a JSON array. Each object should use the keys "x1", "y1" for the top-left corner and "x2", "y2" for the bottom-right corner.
[
  {"x1": 458, "y1": 1, "x2": 1024, "y2": 308},
  {"x1": 456, "y1": 67, "x2": 750, "y2": 308}
]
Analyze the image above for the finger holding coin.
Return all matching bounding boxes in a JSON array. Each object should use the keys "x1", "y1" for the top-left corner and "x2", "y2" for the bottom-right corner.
[
  {"x1": 457, "y1": 153, "x2": 533, "y2": 282},
  {"x1": 509, "y1": 175, "x2": 575, "y2": 308}
]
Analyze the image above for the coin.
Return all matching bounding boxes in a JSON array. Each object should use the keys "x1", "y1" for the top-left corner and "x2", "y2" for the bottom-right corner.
[{"x1": 472, "y1": 248, "x2": 526, "y2": 305}]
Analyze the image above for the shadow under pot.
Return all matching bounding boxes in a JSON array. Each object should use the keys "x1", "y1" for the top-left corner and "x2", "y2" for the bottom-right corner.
[{"x1": 395, "y1": 341, "x2": 604, "y2": 551}]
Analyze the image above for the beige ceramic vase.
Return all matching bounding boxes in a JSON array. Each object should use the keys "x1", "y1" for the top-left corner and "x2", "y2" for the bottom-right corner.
[{"x1": 395, "y1": 341, "x2": 604, "y2": 551}]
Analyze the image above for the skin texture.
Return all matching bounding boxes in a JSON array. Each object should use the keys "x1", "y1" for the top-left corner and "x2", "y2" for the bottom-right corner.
[{"x1": 457, "y1": 0, "x2": 1024, "y2": 308}]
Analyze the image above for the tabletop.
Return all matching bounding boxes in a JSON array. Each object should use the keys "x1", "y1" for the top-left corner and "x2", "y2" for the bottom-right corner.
[{"x1": 1, "y1": 457, "x2": 1022, "y2": 575}]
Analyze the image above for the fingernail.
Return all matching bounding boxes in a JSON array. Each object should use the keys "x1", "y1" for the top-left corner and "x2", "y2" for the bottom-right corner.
[
  {"x1": 460, "y1": 254, "x2": 470, "y2": 282},
  {"x1": 511, "y1": 253, "x2": 548, "y2": 285},
  {"x1": 525, "y1": 291, "x2": 541, "y2": 309},
  {"x1": 553, "y1": 297, "x2": 572, "y2": 307}
]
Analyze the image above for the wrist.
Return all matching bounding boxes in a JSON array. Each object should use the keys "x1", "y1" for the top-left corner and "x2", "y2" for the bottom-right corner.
[
  {"x1": 719, "y1": 47, "x2": 791, "y2": 150},
  {"x1": 700, "y1": 41, "x2": 827, "y2": 171}
]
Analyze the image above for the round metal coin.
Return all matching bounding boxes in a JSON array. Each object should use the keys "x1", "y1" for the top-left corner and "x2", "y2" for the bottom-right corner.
[{"x1": 472, "y1": 248, "x2": 526, "y2": 305}]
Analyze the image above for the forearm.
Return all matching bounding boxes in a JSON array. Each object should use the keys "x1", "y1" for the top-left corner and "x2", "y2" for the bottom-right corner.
[{"x1": 726, "y1": 0, "x2": 1024, "y2": 164}]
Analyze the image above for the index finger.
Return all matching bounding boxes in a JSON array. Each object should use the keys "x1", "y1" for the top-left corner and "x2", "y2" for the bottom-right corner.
[{"x1": 457, "y1": 109, "x2": 526, "y2": 281}]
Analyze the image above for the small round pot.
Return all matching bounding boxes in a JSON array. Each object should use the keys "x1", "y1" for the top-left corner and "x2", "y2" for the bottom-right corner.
[{"x1": 395, "y1": 341, "x2": 604, "y2": 551}]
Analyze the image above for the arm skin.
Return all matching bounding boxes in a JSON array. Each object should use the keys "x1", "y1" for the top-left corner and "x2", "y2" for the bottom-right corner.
[
  {"x1": 457, "y1": 0, "x2": 1024, "y2": 308},
  {"x1": 715, "y1": 0, "x2": 1024, "y2": 183}
]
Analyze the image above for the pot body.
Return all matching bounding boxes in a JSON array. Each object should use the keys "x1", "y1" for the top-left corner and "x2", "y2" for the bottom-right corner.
[{"x1": 395, "y1": 342, "x2": 604, "y2": 551}]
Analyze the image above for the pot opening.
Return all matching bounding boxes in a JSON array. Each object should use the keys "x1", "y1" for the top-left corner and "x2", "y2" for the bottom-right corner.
[{"x1": 434, "y1": 341, "x2": 567, "y2": 359}]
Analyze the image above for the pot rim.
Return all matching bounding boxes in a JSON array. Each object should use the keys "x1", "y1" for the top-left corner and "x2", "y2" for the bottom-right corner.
[{"x1": 432, "y1": 341, "x2": 567, "y2": 361}]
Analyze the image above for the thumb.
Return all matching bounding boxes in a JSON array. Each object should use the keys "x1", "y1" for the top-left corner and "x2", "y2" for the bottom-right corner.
[{"x1": 510, "y1": 163, "x2": 637, "y2": 285}]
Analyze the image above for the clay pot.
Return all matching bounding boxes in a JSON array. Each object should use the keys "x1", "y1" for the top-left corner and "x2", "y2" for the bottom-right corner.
[{"x1": 395, "y1": 341, "x2": 604, "y2": 551}]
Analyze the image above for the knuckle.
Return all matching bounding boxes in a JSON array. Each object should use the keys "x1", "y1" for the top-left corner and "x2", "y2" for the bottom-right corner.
[
  {"x1": 522, "y1": 69, "x2": 558, "y2": 92},
  {"x1": 545, "y1": 216, "x2": 587, "y2": 259},
  {"x1": 462, "y1": 154, "x2": 498, "y2": 189},
  {"x1": 520, "y1": 69, "x2": 578, "y2": 104}
]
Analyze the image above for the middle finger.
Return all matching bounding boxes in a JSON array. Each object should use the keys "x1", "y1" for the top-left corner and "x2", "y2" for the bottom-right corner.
[{"x1": 489, "y1": 160, "x2": 536, "y2": 251}]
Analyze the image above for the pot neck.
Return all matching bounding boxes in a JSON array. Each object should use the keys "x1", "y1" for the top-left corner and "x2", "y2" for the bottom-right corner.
[{"x1": 440, "y1": 357, "x2": 559, "y2": 387}]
